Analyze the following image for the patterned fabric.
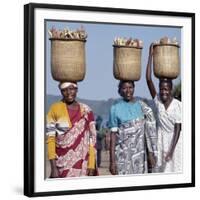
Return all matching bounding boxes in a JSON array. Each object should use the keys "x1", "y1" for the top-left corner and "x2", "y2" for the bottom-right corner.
[
  {"x1": 46, "y1": 101, "x2": 97, "y2": 177},
  {"x1": 154, "y1": 95, "x2": 182, "y2": 173},
  {"x1": 109, "y1": 99, "x2": 157, "y2": 175}
]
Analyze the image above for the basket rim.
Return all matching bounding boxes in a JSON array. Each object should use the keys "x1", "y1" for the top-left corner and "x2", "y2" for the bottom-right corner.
[
  {"x1": 49, "y1": 38, "x2": 86, "y2": 42},
  {"x1": 153, "y1": 43, "x2": 180, "y2": 48},
  {"x1": 113, "y1": 45, "x2": 142, "y2": 49}
]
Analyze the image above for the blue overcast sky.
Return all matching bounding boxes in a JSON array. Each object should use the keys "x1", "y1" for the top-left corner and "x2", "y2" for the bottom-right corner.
[{"x1": 46, "y1": 21, "x2": 181, "y2": 100}]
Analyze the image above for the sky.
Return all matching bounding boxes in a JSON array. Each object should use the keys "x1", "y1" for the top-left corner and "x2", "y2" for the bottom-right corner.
[{"x1": 46, "y1": 21, "x2": 181, "y2": 100}]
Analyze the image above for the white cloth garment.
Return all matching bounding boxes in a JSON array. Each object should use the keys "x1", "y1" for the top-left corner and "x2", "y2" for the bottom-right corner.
[{"x1": 154, "y1": 95, "x2": 182, "y2": 173}]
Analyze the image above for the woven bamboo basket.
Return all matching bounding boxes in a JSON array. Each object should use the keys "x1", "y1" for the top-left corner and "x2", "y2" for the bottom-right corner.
[
  {"x1": 50, "y1": 38, "x2": 86, "y2": 82},
  {"x1": 153, "y1": 44, "x2": 180, "y2": 79},
  {"x1": 113, "y1": 45, "x2": 142, "y2": 81}
]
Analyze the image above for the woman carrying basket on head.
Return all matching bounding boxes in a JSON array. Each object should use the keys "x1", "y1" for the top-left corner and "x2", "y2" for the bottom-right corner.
[
  {"x1": 146, "y1": 43, "x2": 182, "y2": 173},
  {"x1": 46, "y1": 82, "x2": 98, "y2": 178},
  {"x1": 109, "y1": 80, "x2": 157, "y2": 175}
]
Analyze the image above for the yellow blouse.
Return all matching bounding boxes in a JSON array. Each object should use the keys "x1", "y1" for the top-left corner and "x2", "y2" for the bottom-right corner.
[{"x1": 46, "y1": 101, "x2": 96, "y2": 169}]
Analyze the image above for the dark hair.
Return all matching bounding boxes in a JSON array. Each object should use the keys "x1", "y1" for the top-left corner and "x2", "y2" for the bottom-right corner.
[
  {"x1": 159, "y1": 78, "x2": 173, "y2": 90},
  {"x1": 118, "y1": 80, "x2": 135, "y2": 94}
]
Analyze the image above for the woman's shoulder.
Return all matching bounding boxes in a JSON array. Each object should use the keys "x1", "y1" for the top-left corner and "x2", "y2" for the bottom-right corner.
[
  {"x1": 79, "y1": 102, "x2": 93, "y2": 113},
  {"x1": 172, "y1": 97, "x2": 181, "y2": 103},
  {"x1": 138, "y1": 99, "x2": 155, "y2": 113},
  {"x1": 137, "y1": 99, "x2": 150, "y2": 109},
  {"x1": 49, "y1": 100, "x2": 65, "y2": 109},
  {"x1": 172, "y1": 98, "x2": 182, "y2": 108},
  {"x1": 110, "y1": 98, "x2": 125, "y2": 109}
]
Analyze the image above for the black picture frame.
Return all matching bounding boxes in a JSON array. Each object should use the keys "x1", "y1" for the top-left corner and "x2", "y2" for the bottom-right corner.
[{"x1": 24, "y1": 3, "x2": 195, "y2": 197}]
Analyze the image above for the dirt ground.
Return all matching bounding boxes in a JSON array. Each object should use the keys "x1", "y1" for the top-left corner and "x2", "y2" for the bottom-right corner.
[{"x1": 97, "y1": 150, "x2": 111, "y2": 176}]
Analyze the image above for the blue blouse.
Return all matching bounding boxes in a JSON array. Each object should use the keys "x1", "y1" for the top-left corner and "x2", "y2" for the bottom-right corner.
[{"x1": 108, "y1": 99, "x2": 144, "y2": 130}]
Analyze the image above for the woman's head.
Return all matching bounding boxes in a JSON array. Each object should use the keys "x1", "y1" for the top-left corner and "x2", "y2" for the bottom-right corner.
[
  {"x1": 159, "y1": 78, "x2": 173, "y2": 103},
  {"x1": 118, "y1": 80, "x2": 135, "y2": 101},
  {"x1": 59, "y1": 82, "x2": 78, "y2": 104}
]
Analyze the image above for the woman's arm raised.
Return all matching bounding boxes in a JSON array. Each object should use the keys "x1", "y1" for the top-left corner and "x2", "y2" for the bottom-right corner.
[{"x1": 146, "y1": 43, "x2": 157, "y2": 99}]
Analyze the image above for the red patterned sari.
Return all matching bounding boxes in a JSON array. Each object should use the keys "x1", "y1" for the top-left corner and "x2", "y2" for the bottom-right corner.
[{"x1": 55, "y1": 103, "x2": 97, "y2": 177}]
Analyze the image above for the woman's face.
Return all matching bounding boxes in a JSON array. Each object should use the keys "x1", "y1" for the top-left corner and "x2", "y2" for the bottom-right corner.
[
  {"x1": 61, "y1": 85, "x2": 78, "y2": 104},
  {"x1": 120, "y1": 82, "x2": 134, "y2": 101},
  {"x1": 159, "y1": 82, "x2": 172, "y2": 103}
]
